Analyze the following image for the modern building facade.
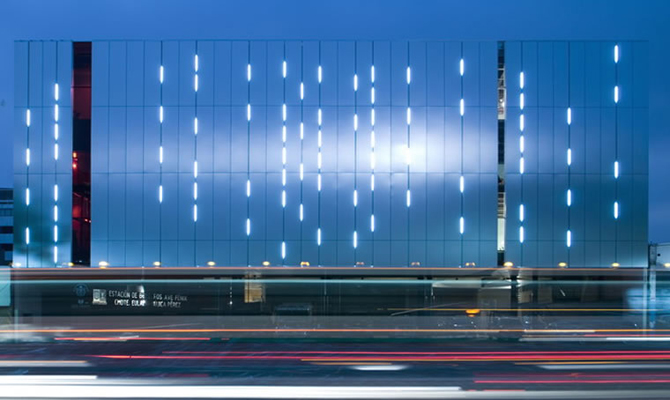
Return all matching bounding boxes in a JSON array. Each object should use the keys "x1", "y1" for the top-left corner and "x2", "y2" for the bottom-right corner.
[
  {"x1": 13, "y1": 40, "x2": 649, "y2": 268},
  {"x1": 0, "y1": 189, "x2": 12, "y2": 266}
]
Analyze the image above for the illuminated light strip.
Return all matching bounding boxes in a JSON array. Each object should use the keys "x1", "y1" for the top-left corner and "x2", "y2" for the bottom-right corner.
[
  {"x1": 567, "y1": 230, "x2": 572, "y2": 248},
  {"x1": 246, "y1": 42, "x2": 252, "y2": 260},
  {"x1": 458, "y1": 44, "x2": 465, "y2": 266},
  {"x1": 613, "y1": 43, "x2": 621, "y2": 263},
  {"x1": 567, "y1": 189, "x2": 572, "y2": 206},
  {"x1": 614, "y1": 201, "x2": 619, "y2": 219},
  {"x1": 370, "y1": 43, "x2": 376, "y2": 268},
  {"x1": 193, "y1": 47, "x2": 199, "y2": 226},
  {"x1": 53, "y1": 54, "x2": 60, "y2": 265},
  {"x1": 566, "y1": 44, "x2": 572, "y2": 249},
  {"x1": 281, "y1": 44, "x2": 287, "y2": 261},
  {"x1": 158, "y1": 43, "x2": 164, "y2": 265},
  {"x1": 353, "y1": 43, "x2": 358, "y2": 250},
  {"x1": 406, "y1": 44, "x2": 411, "y2": 266},
  {"x1": 317, "y1": 45, "x2": 323, "y2": 252},
  {"x1": 519, "y1": 57, "x2": 526, "y2": 249},
  {"x1": 25, "y1": 44, "x2": 31, "y2": 260},
  {"x1": 299, "y1": 43, "x2": 305, "y2": 266}
]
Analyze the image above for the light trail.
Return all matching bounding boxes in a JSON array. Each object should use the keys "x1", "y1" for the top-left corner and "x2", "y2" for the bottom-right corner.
[{"x1": 5, "y1": 328, "x2": 670, "y2": 334}]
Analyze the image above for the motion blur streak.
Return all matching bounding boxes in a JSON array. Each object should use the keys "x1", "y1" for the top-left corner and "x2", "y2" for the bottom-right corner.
[
  {"x1": 0, "y1": 385, "x2": 463, "y2": 399},
  {"x1": 7, "y1": 328, "x2": 670, "y2": 333},
  {"x1": 56, "y1": 337, "x2": 211, "y2": 341},
  {"x1": 0, "y1": 384, "x2": 668, "y2": 399},
  {"x1": 476, "y1": 379, "x2": 670, "y2": 384},
  {"x1": 0, "y1": 361, "x2": 89, "y2": 367}
]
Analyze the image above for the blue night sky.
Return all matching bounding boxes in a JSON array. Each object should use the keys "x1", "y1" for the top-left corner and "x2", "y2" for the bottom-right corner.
[{"x1": 1, "y1": 0, "x2": 669, "y2": 242}]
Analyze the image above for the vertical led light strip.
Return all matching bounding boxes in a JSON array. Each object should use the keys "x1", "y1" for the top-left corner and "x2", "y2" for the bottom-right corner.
[
  {"x1": 53, "y1": 46, "x2": 60, "y2": 265},
  {"x1": 353, "y1": 43, "x2": 359, "y2": 251},
  {"x1": 317, "y1": 44, "x2": 323, "y2": 257},
  {"x1": 613, "y1": 43, "x2": 620, "y2": 261},
  {"x1": 299, "y1": 44, "x2": 305, "y2": 255},
  {"x1": 518, "y1": 47, "x2": 526, "y2": 262},
  {"x1": 566, "y1": 43, "x2": 573, "y2": 250},
  {"x1": 158, "y1": 43, "x2": 164, "y2": 263},
  {"x1": 281, "y1": 43, "x2": 287, "y2": 262},
  {"x1": 406, "y1": 43, "x2": 411, "y2": 266},
  {"x1": 193, "y1": 44, "x2": 199, "y2": 253},
  {"x1": 370, "y1": 43, "x2": 376, "y2": 266},
  {"x1": 246, "y1": 42, "x2": 252, "y2": 265},
  {"x1": 25, "y1": 43, "x2": 31, "y2": 264},
  {"x1": 458, "y1": 44, "x2": 465, "y2": 265}
]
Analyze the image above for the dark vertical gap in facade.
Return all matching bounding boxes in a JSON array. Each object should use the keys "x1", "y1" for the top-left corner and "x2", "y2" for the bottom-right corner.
[
  {"x1": 72, "y1": 42, "x2": 92, "y2": 266},
  {"x1": 497, "y1": 41, "x2": 506, "y2": 267}
]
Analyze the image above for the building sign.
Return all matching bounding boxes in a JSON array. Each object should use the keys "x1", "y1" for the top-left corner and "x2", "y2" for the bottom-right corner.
[{"x1": 91, "y1": 285, "x2": 188, "y2": 310}]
